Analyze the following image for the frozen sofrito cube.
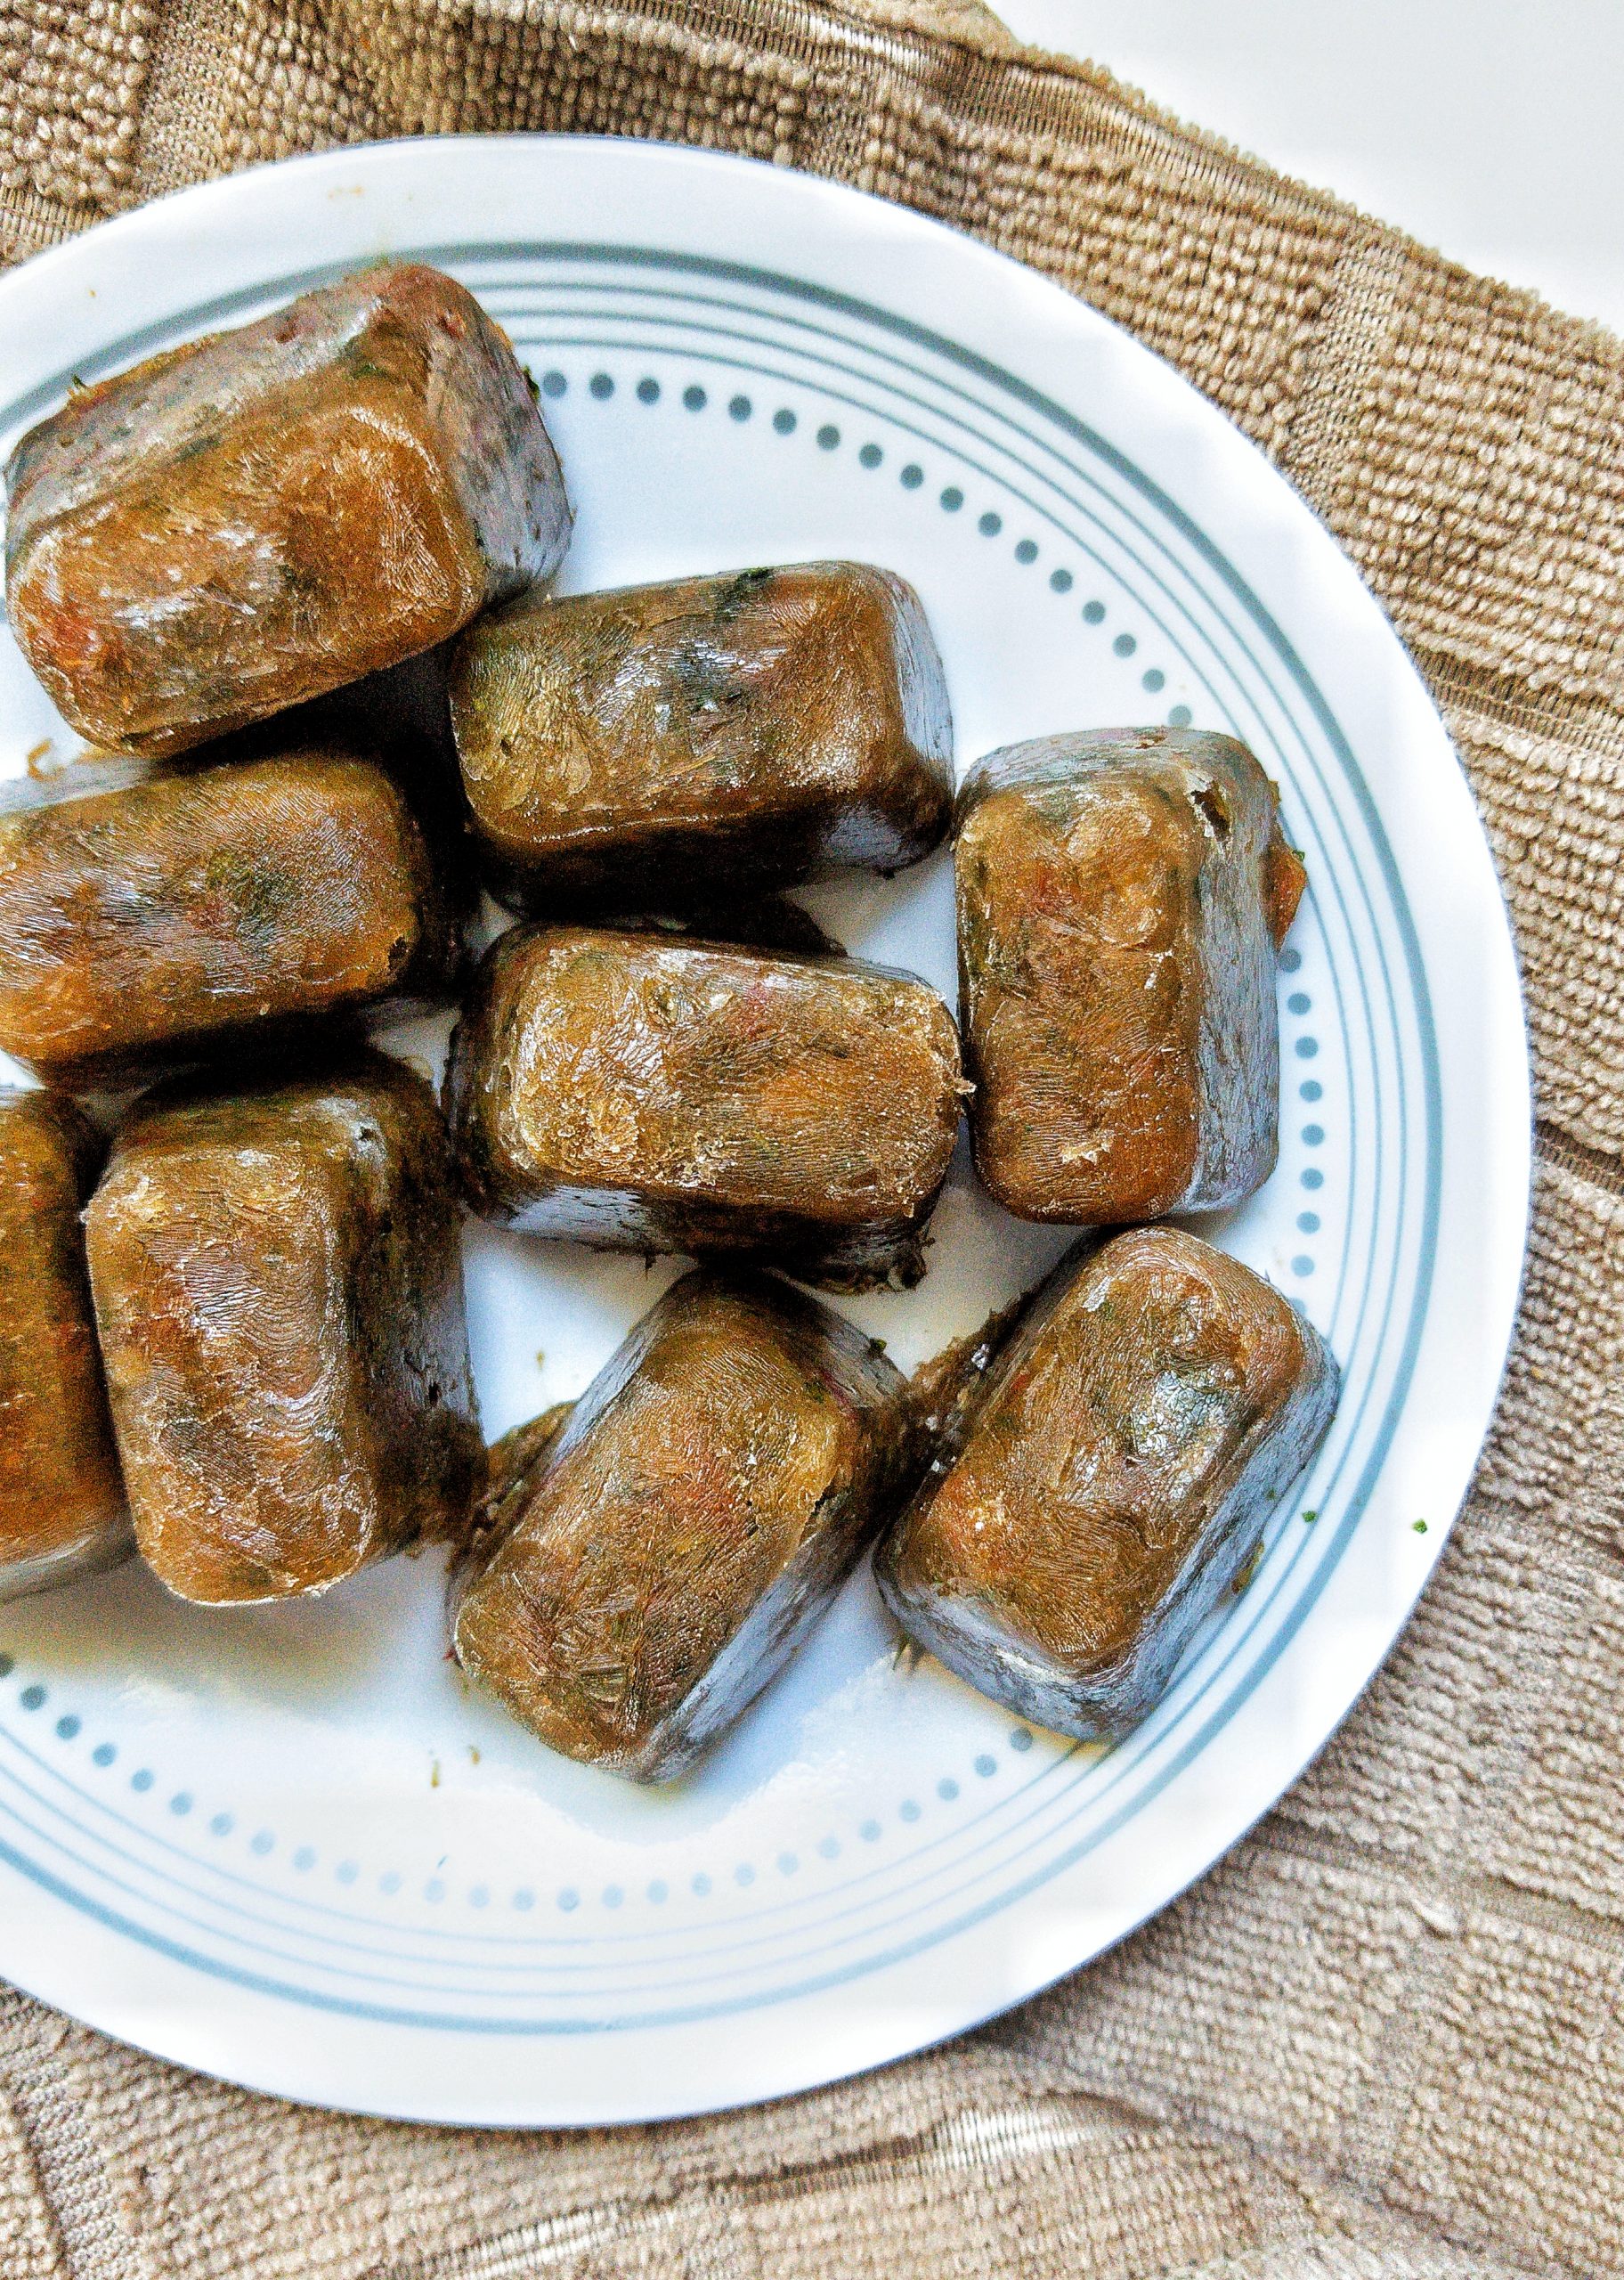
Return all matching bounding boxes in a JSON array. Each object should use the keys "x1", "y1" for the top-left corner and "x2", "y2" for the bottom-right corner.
[
  {"x1": 0, "y1": 1091, "x2": 128, "y2": 1601},
  {"x1": 452, "y1": 1270, "x2": 908, "y2": 1780},
  {"x1": 876, "y1": 1226, "x2": 1338, "y2": 1739},
  {"x1": 956, "y1": 728, "x2": 1307, "y2": 1223},
  {"x1": 85, "y1": 1054, "x2": 480, "y2": 1605},
  {"x1": 445, "y1": 921, "x2": 966, "y2": 1291},
  {"x1": 5, "y1": 262, "x2": 571, "y2": 758},
  {"x1": 448, "y1": 562, "x2": 954, "y2": 908},
  {"x1": 0, "y1": 744, "x2": 461, "y2": 1087}
]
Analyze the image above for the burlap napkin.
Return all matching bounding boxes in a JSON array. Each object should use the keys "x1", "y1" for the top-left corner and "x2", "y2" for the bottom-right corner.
[{"x1": 2, "y1": 4, "x2": 1620, "y2": 2275}]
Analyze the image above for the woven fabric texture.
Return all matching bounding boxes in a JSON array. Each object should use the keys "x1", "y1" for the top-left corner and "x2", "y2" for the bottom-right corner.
[{"x1": 1, "y1": 3, "x2": 1620, "y2": 2275}]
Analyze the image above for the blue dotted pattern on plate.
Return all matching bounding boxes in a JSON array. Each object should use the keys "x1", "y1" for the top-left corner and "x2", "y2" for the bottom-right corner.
[
  {"x1": 544, "y1": 363, "x2": 1205, "y2": 737},
  {"x1": 0, "y1": 1645, "x2": 1055, "y2": 1919}
]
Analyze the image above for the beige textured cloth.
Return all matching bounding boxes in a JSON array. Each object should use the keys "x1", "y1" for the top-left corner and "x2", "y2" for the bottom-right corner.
[{"x1": 2, "y1": 3, "x2": 1621, "y2": 2274}]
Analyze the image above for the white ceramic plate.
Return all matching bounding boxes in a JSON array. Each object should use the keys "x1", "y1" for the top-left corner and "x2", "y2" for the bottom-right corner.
[{"x1": 0, "y1": 136, "x2": 1529, "y2": 2127}]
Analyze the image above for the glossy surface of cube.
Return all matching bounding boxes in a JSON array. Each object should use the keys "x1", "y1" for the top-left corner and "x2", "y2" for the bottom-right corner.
[
  {"x1": 0, "y1": 744, "x2": 459, "y2": 1086},
  {"x1": 876, "y1": 1227, "x2": 1339, "y2": 1738},
  {"x1": 85, "y1": 1054, "x2": 479, "y2": 1604},
  {"x1": 956, "y1": 728, "x2": 1305, "y2": 1222},
  {"x1": 0, "y1": 1090, "x2": 127, "y2": 1600},
  {"x1": 5, "y1": 263, "x2": 571, "y2": 756},
  {"x1": 453, "y1": 1271, "x2": 906, "y2": 1780},
  {"x1": 446, "y1": 922, "x2": 965, "y2": 1291},
  {"x1": 449, "y1": 562, "x2": 952, "y2": 908}
]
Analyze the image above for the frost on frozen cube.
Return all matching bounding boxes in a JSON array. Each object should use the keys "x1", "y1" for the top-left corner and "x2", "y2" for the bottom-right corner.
[
  {"x1": 0, "y1": 1090, "x2": 128, "y2": 1601},
  {"x1": 449, "y1": 562, "x2": 954, "y2": 908},
  {"x1": 85, "y1": 1054, "x2": 480, "y2": 1605},
  {"x1": 876, "y1": 1226, "x2": 1339, "y2": 1740},
  {"x1": 0, "y1": 743, "x2": 461, "y2": 1087},
  {"x1": 955, "y1": 727, "x2": 1306, "y2": 1223},
  {"x1": 452, "y1": 1270, "x2": 908, "y2": 1781},
  {"x1": 4, "y1": 263, "x2": 572, "y2": 757},
  {"x1": 444, "y1": 921, "x2": 966, "y2": 1291}
]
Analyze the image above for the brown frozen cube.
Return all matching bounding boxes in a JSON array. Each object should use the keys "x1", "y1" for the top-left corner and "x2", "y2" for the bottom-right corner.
[
  {"x1": 445, "y1": 921, "x2": 965, "y2": 1291},
  {"x1": 452, "y1": 1270, "x2": 907, "y2": 1780},
  {"x1": 876, "y1": 1226, "x2": 1339, "y2": 1739},
  {"x1": 448, "y1": 562, "x2": 953, "y2": 908},
  {"x1": 0, "y1": 743, "x2": 461, "y2": 1087},
  {"x1": 85, "y1": 1054, "x2": 480, "y2": 1605},
  {"x1": 5, "y1": 263, "x2": 571, "y2": 758},
  {"x1": 0, "y1": 1091, "x2": 127, "y2": 1601},
  {"x1": 955, "y1": 728, "x2": 1306, "y2": 1223}
]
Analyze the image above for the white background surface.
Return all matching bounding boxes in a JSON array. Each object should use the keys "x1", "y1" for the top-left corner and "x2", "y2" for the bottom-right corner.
[{"x1": 993, "y1": 1, "x2": 1624, "y2": 335}]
